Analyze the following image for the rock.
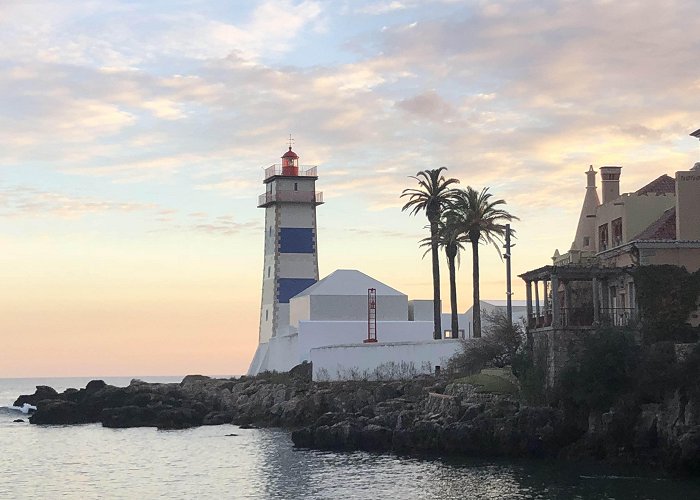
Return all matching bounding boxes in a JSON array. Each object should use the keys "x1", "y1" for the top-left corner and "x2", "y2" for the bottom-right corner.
[
  {"x1": 156, "y1": 407, "x2": 202, "y2": 430},
  {"x1": 289, "y1": 362, "x2": 312, "y2": 382},
  {"x1": 203, "y1": 412, "x2": 232, "y2": 425},
  {"x1": 358, "y1": 424, "x2": 392, "y2": 451},
  {"x1": 85, "y1": 380, "x2": 107, "y2": 393},
  {"x1": 30, "y1": 400, "x2": 90, "y2": 425},
  {"x1": 101, "y1": 406, "x2": 158, "y2": 428},
  {"x1": 180, "y1": 375, "x2": 211, "y2": 385},
  {"x1": 13, "y1": 386, "x2": 58, "y2": 407}
]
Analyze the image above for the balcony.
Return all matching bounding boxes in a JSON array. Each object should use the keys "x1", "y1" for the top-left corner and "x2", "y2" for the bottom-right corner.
[
  {"x1": 264, "y1": 164, "x2": 318, "y2": 181},
  {"x1": 258, "y1": 190, "x2": 324, "y2": 207}
]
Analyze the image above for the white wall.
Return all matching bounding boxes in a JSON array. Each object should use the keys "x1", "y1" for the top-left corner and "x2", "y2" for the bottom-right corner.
[
  {"x1": 297, "y1": 320, "x2": 433, "y2": 363},
  {"x1": 261, "y1": 333, "x2": 299, "y2": 373},
  {"x1": 311, "y1": 294, "x2": 408, "y2": 321},
  {"x1": 409, "y1": 299, "x2": 434, "y2": 321},
  {"x1": 310, "y1": 340, "x2": 462, "y2": 381}
]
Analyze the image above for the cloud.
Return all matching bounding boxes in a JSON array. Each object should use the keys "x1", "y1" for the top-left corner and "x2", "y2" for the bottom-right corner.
[{"x1": 0, "y1": 185, "x2": 156, "y2": 218}]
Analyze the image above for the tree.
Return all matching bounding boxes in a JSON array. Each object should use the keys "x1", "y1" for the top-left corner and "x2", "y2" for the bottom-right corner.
[
  {"x1": 448, "y1": 187, "x2": 518, "y2": 338},
  {"x1": 420, "y1": 214, "x2": 467, "y2": 339},
  {"x1": 401, "y1": 168, "x2": 459, "y2": 339}
]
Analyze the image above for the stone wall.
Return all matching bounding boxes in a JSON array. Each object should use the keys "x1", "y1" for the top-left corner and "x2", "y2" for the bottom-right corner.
[{"x1": 531, "y1": 327, "x2": 590, "y2": 387}]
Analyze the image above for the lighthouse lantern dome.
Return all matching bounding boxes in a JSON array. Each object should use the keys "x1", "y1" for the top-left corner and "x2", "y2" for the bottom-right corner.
[{"x1": 282, "y1": 147, "x2": 299, "y2": 175}]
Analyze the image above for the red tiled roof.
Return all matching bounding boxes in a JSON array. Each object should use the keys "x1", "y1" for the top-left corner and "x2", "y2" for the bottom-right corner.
[
  {"x1": 633, "y1": 207, "x2": 677, "y2": 240},
  {"x1": 635, "y1": 174, "x2": 675, "y2": 195}
]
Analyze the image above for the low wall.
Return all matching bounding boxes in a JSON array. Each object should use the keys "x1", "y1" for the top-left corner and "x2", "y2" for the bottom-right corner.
[
  {"x1": 310, "y1": 340, "x2": 461, "y2": 381},
  {"x1": 298, "y1": 320, "x2": 433, "y2": 362}
]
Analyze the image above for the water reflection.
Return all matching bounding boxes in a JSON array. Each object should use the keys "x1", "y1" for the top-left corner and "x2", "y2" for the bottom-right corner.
[{"x1": 1, "y1": 398, "x2": 698, "y2": 499}]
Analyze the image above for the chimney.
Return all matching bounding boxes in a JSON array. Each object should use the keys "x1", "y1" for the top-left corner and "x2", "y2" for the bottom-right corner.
[{"x1": 599, "y1": 166, "x2": 622, "y2": 204}]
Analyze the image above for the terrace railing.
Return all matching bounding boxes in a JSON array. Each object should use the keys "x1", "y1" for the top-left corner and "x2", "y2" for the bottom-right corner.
[{"x1": 600, "y1": 307, "x2": 637, "y2": 327}]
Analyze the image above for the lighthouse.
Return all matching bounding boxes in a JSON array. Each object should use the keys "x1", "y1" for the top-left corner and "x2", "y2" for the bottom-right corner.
[{"x1": 257, "y1": 146, "x2": 323, "y2": 344}]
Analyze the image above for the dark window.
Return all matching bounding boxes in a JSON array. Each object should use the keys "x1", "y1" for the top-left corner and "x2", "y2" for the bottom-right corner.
[
  {"x1": 612, "y1": 217, "x2": 623, "y2": 247},
  {"x1": 265, "y1": 309, "x2": 269, "y2": 321},
  {"x1": 294, "y1": 182, "x2": 298, "y2": 191},
  {"x1": 599, "y1": 224, "x2": 609, "y2": 251},
  {"x1": 583, "y1": 236, "x2": 590, "y2": 247}
]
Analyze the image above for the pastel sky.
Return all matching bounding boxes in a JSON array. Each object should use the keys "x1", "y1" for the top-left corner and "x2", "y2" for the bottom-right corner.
[{"x1": 1, "y1": 0, "x2": 699, "y2": 377}]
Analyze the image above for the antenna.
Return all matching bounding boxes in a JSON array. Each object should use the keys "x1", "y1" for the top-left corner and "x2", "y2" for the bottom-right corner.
[{"x1": 287, "y1": 133, "x2": 295, "y2": 150}]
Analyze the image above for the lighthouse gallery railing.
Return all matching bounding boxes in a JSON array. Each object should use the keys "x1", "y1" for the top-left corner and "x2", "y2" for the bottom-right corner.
[{"x1": 258, "y1": 191, "x2": 324, "y2": 206}]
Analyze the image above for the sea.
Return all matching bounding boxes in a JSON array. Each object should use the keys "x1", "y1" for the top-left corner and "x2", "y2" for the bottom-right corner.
[{"x1": 1, "y1": 377, "x2": 698, "y2": 500}]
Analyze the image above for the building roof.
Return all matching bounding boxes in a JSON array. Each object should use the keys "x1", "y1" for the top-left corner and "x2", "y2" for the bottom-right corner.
[
  {"x1": 635, "y1": 174, "x2": 675, "y2": 195},
  {"x1": 632, "y1": 207, "x2": 677, "y2": 240},
  {"x1": 690, "y1": 128, "x2": 700, "y2": 138},
  {"x1": 292, "y1": 269, "x2": 406, "y2": 298}
]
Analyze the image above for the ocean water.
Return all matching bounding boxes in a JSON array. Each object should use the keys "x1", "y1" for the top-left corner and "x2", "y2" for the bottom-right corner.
[{"x1": 1, "y1": 378, "x2": 699, "y2": 499}]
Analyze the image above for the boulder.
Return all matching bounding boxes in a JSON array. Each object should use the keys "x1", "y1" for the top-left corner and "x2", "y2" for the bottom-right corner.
[
  {"x1": 13, "y1": 386, "x2": 58, "y2": 407},
  {"x1": 30, "y1": 400, "x2": 90, "y2": 425},
  {"x1": 101, "y1": 406, "x2": 158, "y2": 428}
]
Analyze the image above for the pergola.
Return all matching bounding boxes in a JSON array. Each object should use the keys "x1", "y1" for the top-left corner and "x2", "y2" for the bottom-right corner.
[{"x1": 519, "y1": 264, "x2": 625, "y2": 330}]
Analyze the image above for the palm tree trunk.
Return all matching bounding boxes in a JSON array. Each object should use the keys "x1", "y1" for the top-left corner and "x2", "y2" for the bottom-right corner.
[
  {"x1": 471, "y1": 238, "x2": 481, "y2": 338},
  {"x1": 448, "y1": 251, "x2": 459, "y2": 338},
  {"x1": 430, "y1": 219, "x2": 442, "y2": 339}
]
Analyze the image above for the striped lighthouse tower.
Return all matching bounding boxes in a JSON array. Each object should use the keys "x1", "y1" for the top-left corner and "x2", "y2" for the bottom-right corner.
[{"x1": 256, "y1": 145, "x2": 323, "y2": 345}]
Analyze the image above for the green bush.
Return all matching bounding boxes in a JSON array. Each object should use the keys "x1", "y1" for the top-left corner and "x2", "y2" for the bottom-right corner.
[
  {"x1": 512, "y1": 349, "x2": 547, "y2": 404},
  {"x1": 633, "y1": 266, "x2": 700, "y2": 343},
  {"x1": 556, "y1": 328, "x2": 640, "y2": 411}
]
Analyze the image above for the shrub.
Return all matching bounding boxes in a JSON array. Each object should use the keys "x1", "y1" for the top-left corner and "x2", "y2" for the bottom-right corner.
[
  {"x1": 446, "y1": 309, "x2": 525, "y2": 376},
  {"x1": 632, "y1": 265, "x2": 700, "y2": 343},
  {"x1": 556, "y1": 327, "x2": 639, "y2": 411}
]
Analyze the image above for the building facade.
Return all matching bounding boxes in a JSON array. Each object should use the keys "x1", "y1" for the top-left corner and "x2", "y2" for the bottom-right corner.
[{"x1": 521, "y1": 130, "x2": 700, "y2": 335}]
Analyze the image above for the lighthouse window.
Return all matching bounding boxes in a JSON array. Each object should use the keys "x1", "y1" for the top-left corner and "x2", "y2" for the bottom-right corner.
[
  {"x1": 267, "y1": 266, "x2": 271, "y2": 278},
  {"x1": 265, "y1": 309, "x2": 269, "y2": 321},
  {"x1": 294, "y1": 182, "x2": 298, "y2": 191},
  {"x1": 269, "y1": 226, "x2": 272, "y2": 237}
]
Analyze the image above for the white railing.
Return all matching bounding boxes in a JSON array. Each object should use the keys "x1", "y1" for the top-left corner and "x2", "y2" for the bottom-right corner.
[
  {"x1": 264, "y1": 164, "x2": 318, "y2": 180},
  {"x1": 258, "y1": 191, "x2": 323, "y2": 206}
]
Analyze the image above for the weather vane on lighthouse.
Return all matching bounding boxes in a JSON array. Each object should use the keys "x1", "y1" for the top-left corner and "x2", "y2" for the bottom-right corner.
[{"x1": 287, "y1": 133, "x2": 295, "y2": 150}]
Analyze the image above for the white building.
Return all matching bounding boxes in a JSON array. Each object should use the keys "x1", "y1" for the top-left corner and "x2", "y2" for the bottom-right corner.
[{"x1": 247, "y1": 146, "x2": 518, "y2": 381}]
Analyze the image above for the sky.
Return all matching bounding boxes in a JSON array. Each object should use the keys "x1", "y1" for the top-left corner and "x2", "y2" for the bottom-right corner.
[{"x1": 1, "y1": 0, "x2": 699, "y2": 377}]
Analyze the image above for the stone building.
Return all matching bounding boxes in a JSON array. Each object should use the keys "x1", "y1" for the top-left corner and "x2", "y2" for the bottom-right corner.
[{"x1": 519, "y1": 130, "x2": 700, "y2": 384}]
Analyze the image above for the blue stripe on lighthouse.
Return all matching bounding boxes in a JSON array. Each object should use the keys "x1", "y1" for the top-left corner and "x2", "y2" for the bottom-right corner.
[
  {"x1": 279, "y1": 228, "x2": 315, "y2": 253},
  {"x1": 277, "y1": 278, "x2": 316, "y2": 303}
]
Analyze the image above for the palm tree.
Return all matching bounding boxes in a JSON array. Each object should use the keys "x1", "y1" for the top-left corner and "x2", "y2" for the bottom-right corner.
[
  {"x1": 448, "y1": 187, "x2": 518, "y2": 338},
  {"x1": 401, "y1": 168, "x2": 459, "y2": 339},
  {"x1": 420, "y1": 213, "x2": 467, "y2": 339}
]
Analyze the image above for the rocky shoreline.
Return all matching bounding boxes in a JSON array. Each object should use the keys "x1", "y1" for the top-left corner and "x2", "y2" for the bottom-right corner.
[{"x1": 12, "y1": 366, "x2": 699, "y2": 477}]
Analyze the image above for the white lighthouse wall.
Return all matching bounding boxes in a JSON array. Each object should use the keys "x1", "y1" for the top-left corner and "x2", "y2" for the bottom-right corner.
[
  {"x1": 310, "y1": 340, "x2": 461, "y2": 381},
  {"x1": 278, "y1": 255, "x2": 316, "y2": 277},
  {"x1": 279, "y1": 204, "x2": 316, "y2": 228}
]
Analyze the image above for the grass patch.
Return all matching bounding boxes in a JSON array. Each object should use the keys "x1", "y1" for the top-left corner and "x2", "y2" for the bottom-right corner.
[{"x1": 454, "y1": 371, "x2": 518, "y2": 394}]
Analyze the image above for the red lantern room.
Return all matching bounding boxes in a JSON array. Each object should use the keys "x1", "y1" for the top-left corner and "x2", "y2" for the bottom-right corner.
[{"x1": 281, "y1": 147, "x2": 299, "y2": 176}]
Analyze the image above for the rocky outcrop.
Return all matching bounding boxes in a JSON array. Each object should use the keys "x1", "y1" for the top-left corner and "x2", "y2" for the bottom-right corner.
[
  {"x1": 12, "y1": 369, "x2": 700, "y2": 475},
  {"x1": 291, "y1": 382, "x2": 580, "y2": 460}
]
